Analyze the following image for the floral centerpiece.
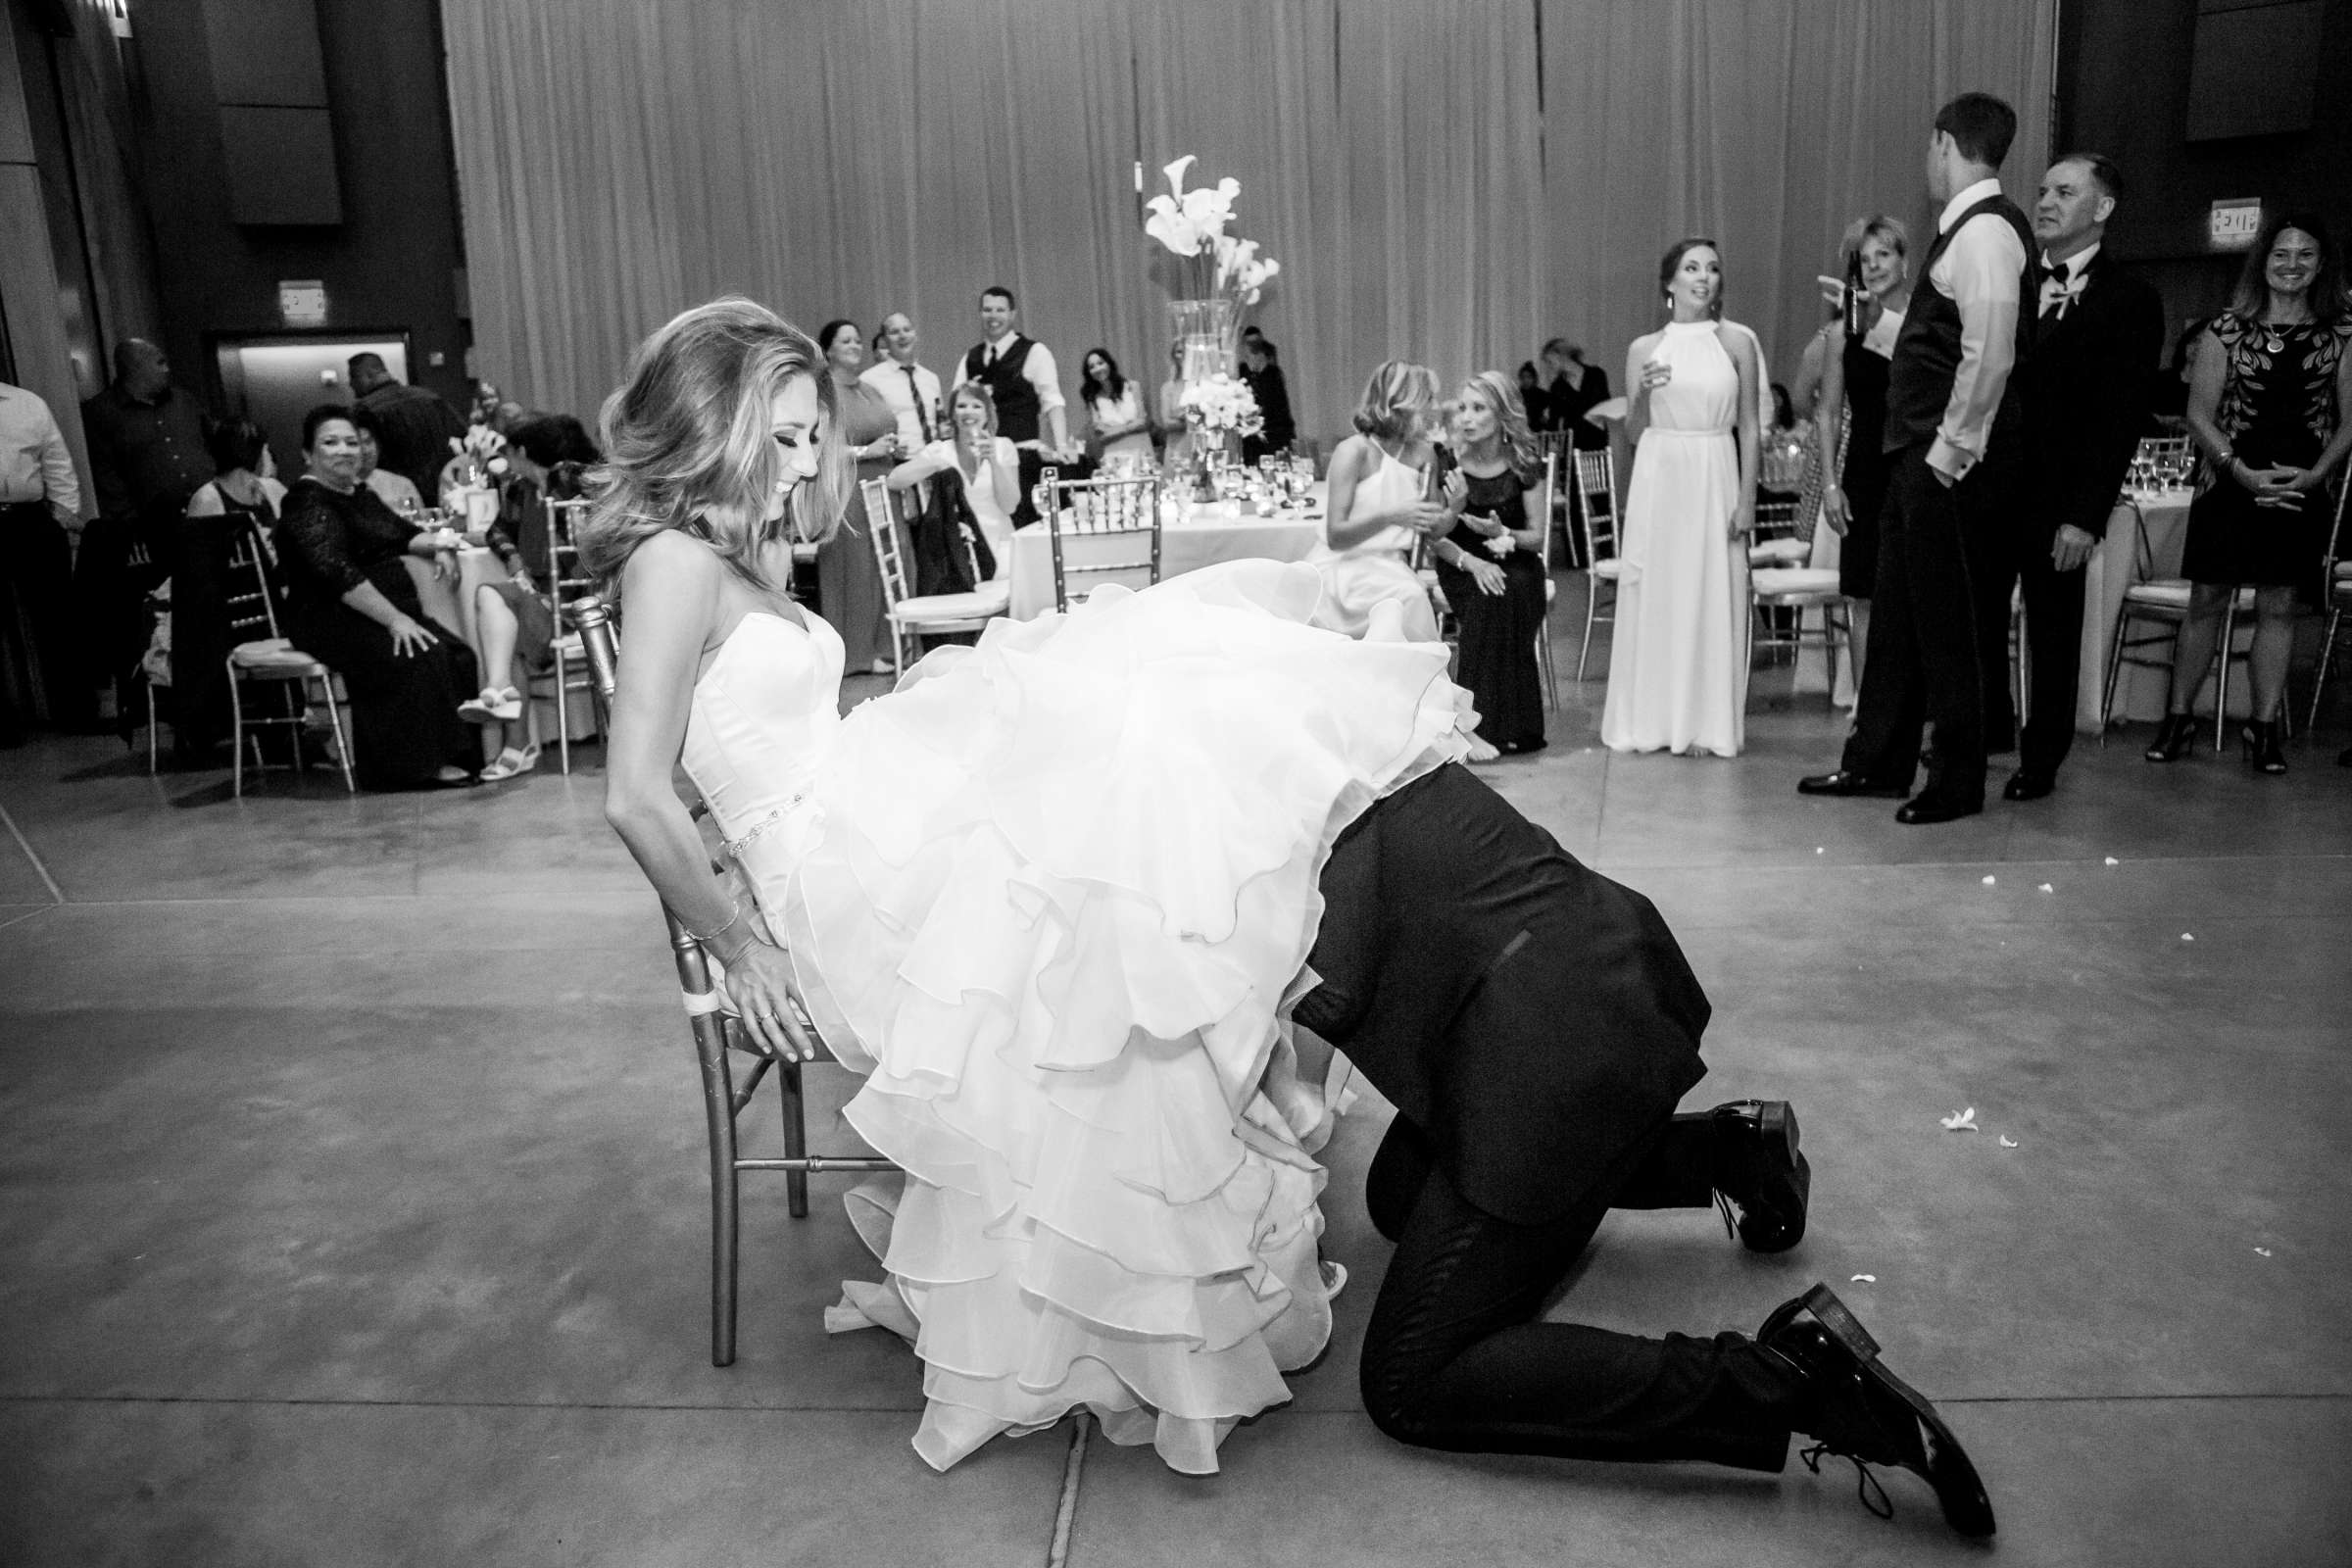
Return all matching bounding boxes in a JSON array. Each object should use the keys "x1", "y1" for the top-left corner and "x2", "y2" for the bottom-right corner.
[
  {"x1": 443, "y1": 418, "x2": 511, "y2": 531},
  {"x1": 1144, "y1": 155, "x2": 1281, "y2": 387}
]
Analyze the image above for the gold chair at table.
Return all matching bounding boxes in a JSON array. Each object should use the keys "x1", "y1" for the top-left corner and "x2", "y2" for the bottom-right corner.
[
  {"x1": 222, "y1": 529, "x2": 357, "y2": 796},
  {"x1": 1745, "y1": 501, "x2": 1851, "y2": 711},
  {"x1": 1571, "y1": 449, "x2": 1624, "y2": 679},
  {"x1": 573, "y1": 597, "x2": 897, "y2": 1367},
  {"x1": 864, "y1": 477, "x2": 1008, "y2": 674},
  {"x1": 2300, "y1": 474, "x2": 2352, "y2": 735},
  {"x1": 1041, "y1": 466, "x2": 1162, "y2": 611},
  {"x1": 531, "y1": 495, "x2": 603, "y2": 773},
  {"x1": 2097, "y1": 495, "x2": 2257, "y2": 750}
]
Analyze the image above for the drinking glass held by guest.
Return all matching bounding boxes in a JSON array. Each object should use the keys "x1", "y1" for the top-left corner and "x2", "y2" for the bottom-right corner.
[
  {"x1": 814, "y1": 319, "x2": 908, "y2": 676},
  {"x1": 273, "y1": 405, "x2": 484, "y2": 788},
  {"x1": 1812, "y1": 214, "x2": 1914, "y2": 689},
  {"x1": 2149, "y1": 213, "x2": 2352, "y2": 776},
  {"x1": 1079, "y1": 349, "x2": 1153, "y2": 470},
  {"x1": 172, "y1": 417, "x2": 287, "y2": 762},
  {"x1": 1600, "y1": 239, "x2": 1762, "y2": 759},
  {"x1": 1309, "y1": 361, "x2": 1448, "y2": 643},
  {"x1": 1430, "y1": 372, "x2": 1550, "y2": 756}
]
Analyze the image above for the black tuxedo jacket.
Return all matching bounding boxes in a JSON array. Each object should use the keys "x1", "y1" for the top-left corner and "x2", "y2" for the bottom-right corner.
[
  {"x1": 2017, "y1": 252, "x2": 2166, "y2": 542},
  {"x1": 1292, "y1": 764, "x2": 1709, "y2": 1225}
]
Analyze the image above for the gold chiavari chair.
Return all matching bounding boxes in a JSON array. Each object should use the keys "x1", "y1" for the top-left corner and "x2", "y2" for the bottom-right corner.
[
  {"x1": 1042, "y1": 466, "x2": 1162, "y2": 611},
  {"x1": 223, "y1": 529, "x2": 356, "y2": 796},
  {"x1": 533, "y1": 495, "x2": 601, "y2": 772},
  {"x1": 2097, "y1": 497, "x2": 2257, "y2": 749},
  {"x1": 572, "y1": 598, "x2": 897, "y2": 1366},
  {"x1": 2300, "y1": 473, "x2": 2352, "y2": 736},
  {"x1": 864, "y1": 477, "x2": 1008, "y2": 674},
  {"x1": 1572, "y1": 449, "x2": 1624, "y2": 679}
]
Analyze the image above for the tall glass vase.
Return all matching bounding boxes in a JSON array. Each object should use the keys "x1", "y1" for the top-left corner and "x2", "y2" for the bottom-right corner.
[{"x1": 1166, "y1": 298, "x2": 1238, "y2": 388}]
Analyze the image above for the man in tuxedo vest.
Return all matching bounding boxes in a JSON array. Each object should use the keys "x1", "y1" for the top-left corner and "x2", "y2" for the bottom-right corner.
[
  {"x1": 953, "y1": 286, "x2": 1074, "y2": 526},
  {"x1": 1293, "y1": 761, "x2": 1996, "y2": 1540},
  {"x1": 1802, "y1": 93, "x2": 2034, "y2": 823},
  {"x1": 1990, "y1": 154, "x2": 2165, "y2": 801}
]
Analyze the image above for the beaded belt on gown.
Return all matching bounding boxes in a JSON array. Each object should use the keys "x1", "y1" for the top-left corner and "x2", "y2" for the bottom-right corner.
[{"x1": 720, "y1": 791, "x2": 809, "y2": 860}]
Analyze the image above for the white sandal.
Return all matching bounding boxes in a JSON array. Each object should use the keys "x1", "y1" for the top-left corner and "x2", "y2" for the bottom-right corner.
[{"x1": 477, "y1": 744, "x2": 539, "y2": 783}]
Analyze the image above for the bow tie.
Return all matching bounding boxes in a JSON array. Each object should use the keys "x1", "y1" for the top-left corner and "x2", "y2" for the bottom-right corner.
[{"x1": 2039, "y1": 260, "x2": 2085, "y2": 318}]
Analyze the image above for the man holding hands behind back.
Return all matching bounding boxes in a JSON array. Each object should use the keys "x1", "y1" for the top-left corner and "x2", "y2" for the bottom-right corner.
[{"x1": 1994, "y1": 154, "x2": 2165, "y2": 801}]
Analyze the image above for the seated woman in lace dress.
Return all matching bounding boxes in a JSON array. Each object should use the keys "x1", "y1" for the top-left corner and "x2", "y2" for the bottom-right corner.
[
  {"x1": 588, "y1": 298, "x2": 1470, "y2": 1475},
  {"x1": 273, "y1": 405, "x2": 484, "y2": 788}
]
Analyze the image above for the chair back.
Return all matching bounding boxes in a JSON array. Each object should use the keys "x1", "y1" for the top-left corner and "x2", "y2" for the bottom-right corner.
[
  {"x1": 861, "y1": 477, "x2": 914, "y2": 612},
  {"x1": 542, "y1": 497, "x2": 597, "y2": 625},
  {"x1": 1534, "y1": 447, "x2": 1559, "y2": 570},
  {"x1": 1573, "y1": 449, "x2": 1619, "y2": 564},
  {"x1": 1752, "y1": 493, "x2": 1800, "y2": 541},
  {"x1": 1042, "y1": 466, "x2": 1162, "y2": 611},
  {"x1": 2321, "y1": 469, "x2": 2350, "y2": 599},
  {"x1": 224, "y1": 525, "x2": 284, "y2": 643}
]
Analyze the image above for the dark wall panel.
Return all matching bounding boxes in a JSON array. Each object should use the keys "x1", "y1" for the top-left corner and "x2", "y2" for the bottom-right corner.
[
  {"x1": 220, "y1": 105, "x2": 341, "y2": 224},
  {"x1": 135, "y1": 0, "x2": 468, "y2": 423},
  {"x1": 2058, "y1": 0, "x2": 2351, "y2": 335}
]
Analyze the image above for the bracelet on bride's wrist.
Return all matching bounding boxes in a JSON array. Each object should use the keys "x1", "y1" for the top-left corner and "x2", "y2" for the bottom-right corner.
[{"x1": 688, "y1": 899, "x2": 744, "y2": 948}]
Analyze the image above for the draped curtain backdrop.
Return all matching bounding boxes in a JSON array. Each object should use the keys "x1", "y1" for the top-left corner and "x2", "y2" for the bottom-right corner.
[{"x1": 444, "y1": 0, "x2": 2050, "y2": 445}]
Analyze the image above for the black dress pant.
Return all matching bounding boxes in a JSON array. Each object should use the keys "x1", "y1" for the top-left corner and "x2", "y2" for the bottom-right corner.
[
  {"x1": 1981, "y1": 522, "x2": 2087, "y2": 781},
  {"x1": 0, "y1": 504, "x2": 95, "y2": 735},
  {"x1": 1838, "y1": 445, "x2": 2003, "y2": 803},
  {"x1": 285, "y1": 599, "x2": 479, "y2": 790},
  {"x1": 1359, "y1": 1114, "x2": 1801, "y2": 1472}
]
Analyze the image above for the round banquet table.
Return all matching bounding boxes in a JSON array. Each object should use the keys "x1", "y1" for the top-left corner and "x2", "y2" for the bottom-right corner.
[{"x1": 1008, "y1": 483, "x2": 1329, "y2": 620}]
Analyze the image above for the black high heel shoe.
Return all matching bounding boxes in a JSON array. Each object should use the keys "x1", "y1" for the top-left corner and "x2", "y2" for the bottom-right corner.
[
  {"x1": 2143, "y1": 711, "x2": 2199, "y2": 762},
  {"x1": 2240, "y1": 719, "x2": 2287, "y2": 775}
]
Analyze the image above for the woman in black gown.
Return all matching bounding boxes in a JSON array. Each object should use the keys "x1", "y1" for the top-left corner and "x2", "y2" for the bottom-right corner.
[
  {"x1": 1431, "y1": 372, "x2": 1549, "y2": 755},
  {"x1": 1811, "y1": 214, "x2": 1912, "y2": 690},
  {"x1": 274, "y1": 405, "x2": 483, "y2": 788},
  {"x1": 2153, "y1": 213, "x2": 2352, "y2": 774}
]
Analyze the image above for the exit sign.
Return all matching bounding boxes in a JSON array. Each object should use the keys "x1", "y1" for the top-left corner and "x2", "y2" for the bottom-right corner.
[
  {"x1": 2209, "y1": 199, "x2": 2263, "y2": 250},
  {"x1": 278, "y1": 280, "x2": 328, "y2": 327}
]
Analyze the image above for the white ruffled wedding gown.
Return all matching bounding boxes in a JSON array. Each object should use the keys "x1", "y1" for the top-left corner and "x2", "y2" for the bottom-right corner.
[{"x1": 680, "y1": 559, "x2": 1468, "y2": 1474}]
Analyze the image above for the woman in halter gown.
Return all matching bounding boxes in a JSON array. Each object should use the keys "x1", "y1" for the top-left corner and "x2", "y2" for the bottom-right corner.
[
  {"x1": 1305, "y1": 361, "x2": 1449, "y2": 643},
  {"x1": 1600, "y1": 239, "x2": 1762, "y2": 758},
  {"x1": 589, "y1": 300, "x2": 1470, "y2": 1476}
]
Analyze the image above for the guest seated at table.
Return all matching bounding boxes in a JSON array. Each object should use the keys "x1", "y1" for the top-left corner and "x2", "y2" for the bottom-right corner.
[
  {"x1": 1308, "y1": 360, "x2": 1447, "y2": 643},
  {"x1": 454, "y1": 413, "x2": 597, "y2": 780},
  {"x1": 350, "y1": 406, "x2": 425, "y2": 517},
  {"x1": 1432, "y1": 372, "x2": 1549, "y2": 755},
  {"x1": 172, "y1": 417, "x2": 286, "y2": 762},
  {"x1": 274, "y1": 405, "x2": 484, "y2": 789},
  {"x1": 1080, "y1": 349, "x2": 1154, "y2": 471},
  {"x1": 2149, "y1": 213, "x2": 2352, "y2": 776},
  {"x1": 888, "y1": 381, "x2": 1021, "y2": 569}
]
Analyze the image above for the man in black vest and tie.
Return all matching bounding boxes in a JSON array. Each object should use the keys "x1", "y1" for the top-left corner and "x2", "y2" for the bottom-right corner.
[
  {"x1": 1988, "y1": 154, "x2": 2166, "y2": 801},
  {"x1": 1295, "y1": 761, "x2": 1996, "y2": 1539},
  {"x1": 1802, "y1": 93, "x2": 2034, "y2": 823},
  {"x1": 954, "y1": 286, "x2": 1076, "y2": 526}
]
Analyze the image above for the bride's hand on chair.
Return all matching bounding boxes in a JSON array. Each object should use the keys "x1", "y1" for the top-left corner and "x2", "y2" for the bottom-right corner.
[{"x1": 717, "y1": 938, "x2": 819, "y2": 1062}]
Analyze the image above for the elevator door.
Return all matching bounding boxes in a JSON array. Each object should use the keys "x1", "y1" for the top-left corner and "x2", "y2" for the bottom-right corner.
[{"x1": 214, "y1": 335, "x2": 410, "y2": 479}]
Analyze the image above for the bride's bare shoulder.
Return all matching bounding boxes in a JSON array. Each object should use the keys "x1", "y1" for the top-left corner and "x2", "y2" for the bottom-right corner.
[{"x1": 620, "y1": 528, "x2": 724, "y2": 615}]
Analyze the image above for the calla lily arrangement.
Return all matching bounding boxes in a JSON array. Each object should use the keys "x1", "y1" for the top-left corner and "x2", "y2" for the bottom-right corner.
[
  {"x1": 1177, "y1": 372, "x2": 1264, "y2": 438},
  {"x1": 1145, "y1": 156, "x2": 1281, "y2": 307}
]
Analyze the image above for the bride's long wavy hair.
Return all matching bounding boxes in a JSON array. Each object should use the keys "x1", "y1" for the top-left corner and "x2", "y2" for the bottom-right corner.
[
  {"x1": 579, "y1": 297, "x2": 850, "y2": 604},
  {"x1": 1453, "y1": 371, "x2": 1544, "y2": 485}
]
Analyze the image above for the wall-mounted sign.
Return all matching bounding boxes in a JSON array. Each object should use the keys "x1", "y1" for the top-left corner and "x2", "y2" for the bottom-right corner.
[
  {"x1": 2209, "y1": 198, "x2": 2263, "y2": 251},
  {"x1": 277, "y1": 280, "x2": 328, "y2": 327}
]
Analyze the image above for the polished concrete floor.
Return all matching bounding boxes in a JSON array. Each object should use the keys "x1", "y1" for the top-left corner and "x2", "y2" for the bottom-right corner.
[{"x1": 4, "y1": 630, "x2": 2349, "y2": 1566}]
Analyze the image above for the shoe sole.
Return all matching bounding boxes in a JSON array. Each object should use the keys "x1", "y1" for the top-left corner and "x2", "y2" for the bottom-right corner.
[{"x1": 1797, "y1": 1284, "x2": 1996, "y2": 1539}]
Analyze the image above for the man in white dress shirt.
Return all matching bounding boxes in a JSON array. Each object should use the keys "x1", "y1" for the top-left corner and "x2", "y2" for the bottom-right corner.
[
  {"x1": 0, "y1": 381, "x2": 91, "y2": 741},
  {"x1": 1802, "y1": 92, "x2": 2033, "y2": 823},
  {"x1": 865, "y1": 312, "x2": 944, "y2": 455}
]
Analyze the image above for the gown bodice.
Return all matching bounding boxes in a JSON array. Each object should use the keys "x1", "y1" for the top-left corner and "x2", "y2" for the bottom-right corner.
[
  {"x1": 1645, "y1": 321, "x2": 1738, "y2": 438},
  {"x1": 680, "y1": 609, "x2": 845, "y2": 877},
  {"x1": 1324, "y1": 443, "x2": 1426, "y2": 558}
]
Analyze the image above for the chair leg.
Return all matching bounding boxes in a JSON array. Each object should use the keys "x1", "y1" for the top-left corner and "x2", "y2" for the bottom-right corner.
[
  {"x1": 781, "y1": 1058, "x2": 810, "y2": 1220},
  {"x1": 2214, "y1": 599, "x2": 2236, "y2": 752},
  {"x1": 2308, "y1": 607, "x2": 2342, "y2": 736},
  {"x1": 228, "y1": 665, "x2": 246, "y2": 798},
  {"x1": 146, "y1": 684, "x2": 159, "y2": 776},
  {"x1": 554, "y1": 647, "x2": 572, "y2": 775},
  {"x1": 1577, "y1": 582, "x2": 1599, "y2": 680},
  {"x1": 2098, "y1": 606, "x2": 2134, "y2": 745},
  {"x1": 703, "y1": 1036, "x2": 743, "y2": 1367},
  {"x1": 1537, "y1": 616, "x2": 1558, "y2": 710},
  {"x1": 318, "y1": 679, "x2": 356, "y2": 794}
]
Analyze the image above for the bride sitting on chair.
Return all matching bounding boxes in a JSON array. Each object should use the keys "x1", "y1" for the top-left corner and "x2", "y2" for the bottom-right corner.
[{"x1": 585, "y1": 298, "x2": 1470, "y2": 1475}]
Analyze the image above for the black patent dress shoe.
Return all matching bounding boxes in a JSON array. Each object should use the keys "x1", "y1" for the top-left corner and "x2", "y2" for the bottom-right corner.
[
  {"x1": 1703, "y1": 1100, "x2": 1809, "y2": 1253},
  {"x1": 1999, "y1": 769, "x2": 2054, "y2": 802},
  {"x1": 1895, "y1": 792, "x2": 1983, "y2": 825},
  {"x1": 1759, "y1": 1283, "x2": 1996, "y2": 1539},
  {"x1": 1798, "y1": 769, "x2": 1910, "y2": 799}
]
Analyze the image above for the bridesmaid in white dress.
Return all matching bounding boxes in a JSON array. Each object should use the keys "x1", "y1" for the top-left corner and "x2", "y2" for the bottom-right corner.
[
  {"x1": 1309, "y1": 361, "x2": 1449, "y2": 643},
  {"x1": 1600, "y1": 240, "x2": 1762, "y2": 757}
]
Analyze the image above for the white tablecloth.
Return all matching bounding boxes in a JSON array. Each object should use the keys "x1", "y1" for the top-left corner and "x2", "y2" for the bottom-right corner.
[
  {"x1": 1008, "y1": 484, "x2": 1329, "y2": 620},
  {"x1": 2077, "y1": 490, "x2": 2210, "y2": 731}
]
